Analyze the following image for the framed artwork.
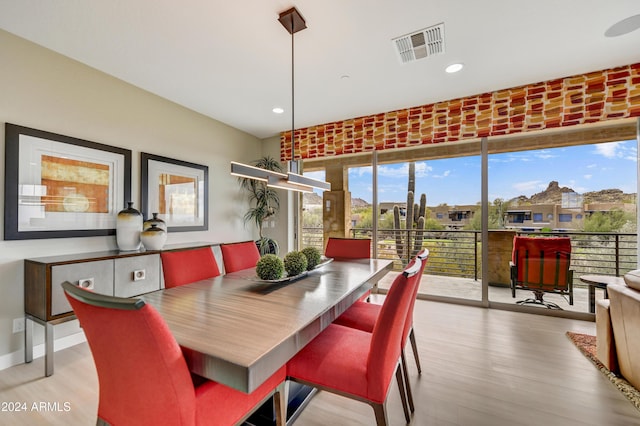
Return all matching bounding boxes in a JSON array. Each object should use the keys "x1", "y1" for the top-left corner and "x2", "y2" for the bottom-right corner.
[
  {"x1": 140, "y1": 153, "x2": 208, "y2": 232},
  {"x1": 4, "y1": 123, "x2": 132, "y2": 240}
]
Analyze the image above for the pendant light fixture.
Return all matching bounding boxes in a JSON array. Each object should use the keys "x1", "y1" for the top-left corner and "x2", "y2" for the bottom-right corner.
[{"x1": 230, "y1": 7, "x2": 331, "y2": 193}]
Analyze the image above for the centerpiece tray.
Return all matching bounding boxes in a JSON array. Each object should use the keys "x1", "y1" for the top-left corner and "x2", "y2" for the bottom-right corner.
[{"x1": 250, "y1": 257, "x2": 333, "y2": 283}]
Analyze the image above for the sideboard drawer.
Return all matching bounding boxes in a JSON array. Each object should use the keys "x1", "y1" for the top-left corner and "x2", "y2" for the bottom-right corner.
[
  {"x1": 114, "y1": 254, "x2": 161, "y2": 298},
  {"x1": 50, "y1": 260, "x2": 114, "y2": 316}
]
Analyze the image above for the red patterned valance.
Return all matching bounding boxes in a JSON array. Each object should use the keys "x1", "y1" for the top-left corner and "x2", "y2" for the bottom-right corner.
[{"x1": 280, "y1": 63, "x2": 640, "y2": 161}]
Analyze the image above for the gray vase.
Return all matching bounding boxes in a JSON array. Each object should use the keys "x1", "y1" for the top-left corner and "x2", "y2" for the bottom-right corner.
[{"x1": 116, "y1": 201, "x2": 142, "y2": 251}]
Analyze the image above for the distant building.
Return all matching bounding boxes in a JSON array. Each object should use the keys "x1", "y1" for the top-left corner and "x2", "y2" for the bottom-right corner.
[
  {"x1": 504, "y1": 202, "x2": 635, "y2": 231},
  {"x1": 428, "y1": 204, "x2": 477, "y2": 229}
]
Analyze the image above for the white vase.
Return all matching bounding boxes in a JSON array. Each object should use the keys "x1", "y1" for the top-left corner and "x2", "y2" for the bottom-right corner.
[
  {"x1": 143, "y1": 212, "x2": 166, "y2": 231},
  {"x1": 116, "y1": 202, "x2": 142, "y2": 251},
  {"x1": 140, "y1": 224, "x2": 167, "y2": 251}
]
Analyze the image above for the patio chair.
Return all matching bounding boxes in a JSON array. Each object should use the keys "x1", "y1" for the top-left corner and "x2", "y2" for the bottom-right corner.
[{"x1": 510, "y1": 235, "x2": 574, "y2": 309}]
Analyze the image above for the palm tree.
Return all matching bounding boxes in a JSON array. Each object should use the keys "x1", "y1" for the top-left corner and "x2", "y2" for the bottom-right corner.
[{"x1": 237, "y1": 156, "x2": 284, "y2": 254}]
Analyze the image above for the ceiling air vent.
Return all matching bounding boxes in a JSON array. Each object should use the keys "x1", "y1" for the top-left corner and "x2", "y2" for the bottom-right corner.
[{"x1": 392, "y1": 23, "x2": 445, "y2": 64}]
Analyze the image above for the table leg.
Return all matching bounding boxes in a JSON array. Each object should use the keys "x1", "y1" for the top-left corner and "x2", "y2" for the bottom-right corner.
[
  {"x1": 45, "y1": 322, "x2": 54, "y2": 377},
  {"x1": 24, "y1": 316, "x2": 33, "y2": 363},
  {"x1": 589, "y1": 285, "x2": 596, "y2": 314}
]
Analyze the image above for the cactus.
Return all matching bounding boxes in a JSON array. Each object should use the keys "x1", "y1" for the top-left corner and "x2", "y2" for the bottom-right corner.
[{"x1": 393, "y1": 162, "x2": 426, "y2": 265}]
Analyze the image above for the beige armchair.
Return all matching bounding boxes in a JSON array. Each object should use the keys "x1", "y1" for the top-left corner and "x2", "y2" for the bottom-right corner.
[{"x1": 596, "y1": 272, "x2": 640, "y2": 390}]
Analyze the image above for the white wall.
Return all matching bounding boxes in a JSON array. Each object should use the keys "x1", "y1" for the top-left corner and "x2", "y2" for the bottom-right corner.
[{"x1": 0, "y1": 30, "x2": 266, "y2": 362}]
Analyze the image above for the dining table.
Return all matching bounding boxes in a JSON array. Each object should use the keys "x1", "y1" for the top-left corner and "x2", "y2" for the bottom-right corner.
[{"x1": 142, "y1": 258, "x2": 394, "y2": 394}]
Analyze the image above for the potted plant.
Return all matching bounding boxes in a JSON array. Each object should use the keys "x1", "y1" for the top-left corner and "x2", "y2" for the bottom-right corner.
[{"x1": 237, "y1": 156, "x2": 283, "y2": 255}]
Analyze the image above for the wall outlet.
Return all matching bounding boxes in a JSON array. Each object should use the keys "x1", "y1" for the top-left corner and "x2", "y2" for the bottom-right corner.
[{"x1": 12, "y1": 318, "x2": 25, "y2": 334}]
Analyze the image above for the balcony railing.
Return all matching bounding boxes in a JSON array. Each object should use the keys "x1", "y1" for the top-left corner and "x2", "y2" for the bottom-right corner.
[{"x1": 301, "y1": 227, "x2": 638, "y2": 283}]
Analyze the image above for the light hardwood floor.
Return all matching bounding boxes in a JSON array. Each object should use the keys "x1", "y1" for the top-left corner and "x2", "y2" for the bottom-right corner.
[{"x1": 1, "y1": 299, "x2": 639, "y2": 425}]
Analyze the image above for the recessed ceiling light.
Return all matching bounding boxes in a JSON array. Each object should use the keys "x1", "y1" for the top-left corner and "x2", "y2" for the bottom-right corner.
[
  {"x1": 445, "y1": 63, "x2": 463, "y2": 73},
  {"x1": 605, "y1": 14, "x2": 640, "y2": 37},
  {"x1": 272, "y1": 107, "x2": 284, "y2": 114}
]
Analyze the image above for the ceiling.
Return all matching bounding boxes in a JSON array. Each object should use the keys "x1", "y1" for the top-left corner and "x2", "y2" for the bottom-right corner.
[{"x1": 1, "y1": 1, "x2": 640, "y2": 139}]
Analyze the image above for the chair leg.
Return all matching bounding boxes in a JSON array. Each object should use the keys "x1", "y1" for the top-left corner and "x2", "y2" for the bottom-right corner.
[
  {"x1": 409, "y1": 328, "x2": 422, "y2": 375},
  {"x1": 400, "y1": 350, "x2": 415, "y2": 413},
  {"x1": 274, "y1": 382, "x2": 287, "y2": 426},
  {"x1": 395, "y1": 365, "x2": 411, "y2": 424},
  {"x1": 371, "y1": 402, "x2": 389, "y2": 426}
]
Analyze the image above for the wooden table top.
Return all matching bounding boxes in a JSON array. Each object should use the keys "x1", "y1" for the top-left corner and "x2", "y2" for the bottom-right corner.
[
  {"x1": 579, "y1": 274, "x2": 625, "y2": 287},
  {"x1": 142, "y1": 258, "x2": 393, "y2": 393}
]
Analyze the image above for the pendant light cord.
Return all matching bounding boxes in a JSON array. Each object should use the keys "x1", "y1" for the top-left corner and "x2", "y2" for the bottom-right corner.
[{"x1": 291, "y1": 29, "x2": 296, "y2": 166}]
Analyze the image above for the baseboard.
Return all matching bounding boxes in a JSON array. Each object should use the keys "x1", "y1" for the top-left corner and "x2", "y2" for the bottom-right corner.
[{"x1": 0, "y1": 331, "x2": 86, "y2": 371}]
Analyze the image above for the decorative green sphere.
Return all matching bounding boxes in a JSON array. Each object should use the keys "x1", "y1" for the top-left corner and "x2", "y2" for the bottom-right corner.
[
  {"x1": 283, "y1": 251, "x2": 308, "y2": 276},
  {"x1": 256, "y1": 254, "x2": 284, "y2": 280},
  {"x1": 301, "y1": 247, "x2": 322, "y2": 270}
]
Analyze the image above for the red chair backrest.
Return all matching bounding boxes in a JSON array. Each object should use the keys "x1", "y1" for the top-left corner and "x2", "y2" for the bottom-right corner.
[
  {"x1": 221, "y1": 241, "x2": 261, "y2": 273},
  {"x1": 161, "y1": 247, "x2": 220, "y2": 288},
  {"x1": 402, "y1": 249, "x2": 429, "y2": 345},
  {"x1": 325, "y1": 238, "x2": 371, "y2": 259},
  {"x1": 512, "y1": 236, "x2": 571, "y2": 289},
  {"x1": 366, "y1": 258, "x2": 422, "y2": 403},
  {"x1": 63, "y1": 283, "x2": 196, "y2": 425}
]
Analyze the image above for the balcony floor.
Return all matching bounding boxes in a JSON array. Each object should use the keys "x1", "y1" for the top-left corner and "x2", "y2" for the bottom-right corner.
[{"x1": 376, "y1": 272, "x2": 606, "y2": 314}]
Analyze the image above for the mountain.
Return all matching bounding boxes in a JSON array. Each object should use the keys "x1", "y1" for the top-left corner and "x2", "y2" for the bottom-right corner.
[
  {"x1": 303, "y1": 193, "x2": 370, "y2": 208},
  {"x1": 303, "y1": 192, "x2": 323, "y2": 205},
  {"x1": 510, "y1": 181, "x2": 636, "y2": 205},
  {"x1": 352, "y1": 197, "x2": 370, "y2": 208}
]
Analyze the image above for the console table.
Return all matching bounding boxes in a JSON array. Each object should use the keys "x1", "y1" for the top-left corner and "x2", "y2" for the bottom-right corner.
[{"x1": 24, "y1": 242, "x2": 220, "y2": 376}]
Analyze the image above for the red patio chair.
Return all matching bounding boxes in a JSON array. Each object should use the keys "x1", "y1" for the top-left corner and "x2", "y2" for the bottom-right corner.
[{"x1": 510, "y1": 235, "x2": 574, "y2": 309}]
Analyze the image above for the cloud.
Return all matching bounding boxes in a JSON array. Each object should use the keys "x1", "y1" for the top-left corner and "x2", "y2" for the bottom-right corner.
[
  {"x1": 512, "y1": 180, "x2": 544, "y2": 193},
  {"x1": 595, "y1": 142, "x2": 621, "y2": 158},
  {"x1": 534, "y1": 150, "x2": 556, "y2": 160},
  {"x1": 349, "y1": 166, "x2": 372, "y2": 177},
  {"x1": 433, "y1": 170, "x2": 451, "y2": 178},
  {"x1": 583, "y1": 174, "x2": 592, "y2": 180},
  {"x1": 377, "y1": 162, "x2": 432, "y2": 178}
]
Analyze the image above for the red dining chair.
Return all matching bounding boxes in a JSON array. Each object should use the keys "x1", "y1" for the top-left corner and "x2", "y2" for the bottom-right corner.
[
  {"x1": 325, "y1": 237, "x2": 373, "y2": 301},
  {"x1": 221, "y1": 241, "x2": 261, "y2": 273},
  {"x1": 286, "y1": 258, "x2": 423, "y2": 425},
  {"x1": 161, "y1": 247, "x2": 221, "y2": 288},
  {"x1": 325, "y1": 237, "x2": 372, "y2": 259},
  {"x1": 334, "y1": 249, "x2": 429, "y2": 413},
  {"x1": 62, "y1": 281, "x2": 286, "y2": 426}
]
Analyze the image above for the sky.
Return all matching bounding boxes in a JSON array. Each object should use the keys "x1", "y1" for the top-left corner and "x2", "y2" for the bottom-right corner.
[{"x1": 305, "y1": 140, "x2": 638, "y2": 206}]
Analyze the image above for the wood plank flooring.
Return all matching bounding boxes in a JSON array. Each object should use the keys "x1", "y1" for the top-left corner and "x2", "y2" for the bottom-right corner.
[{"x1": 1, "y1": 298, "x2": 639, "y2": 425}]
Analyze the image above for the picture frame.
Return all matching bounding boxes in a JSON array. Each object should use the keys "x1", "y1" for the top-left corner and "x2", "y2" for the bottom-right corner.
[
  {"x1": 140, "y1": 153, "x2": 208, "y2": 232},
  {"x1": 4, "y1": 123, "x2": 132, "y2": 240}
]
